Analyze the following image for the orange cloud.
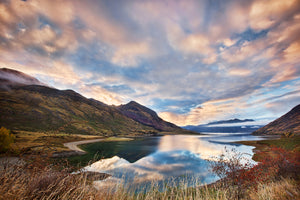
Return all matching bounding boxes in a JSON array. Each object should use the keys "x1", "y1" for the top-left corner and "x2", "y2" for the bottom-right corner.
[
  {"x1": 159, "y1": 98, "x2": 240, "y2": 126},
  {"x1": 78, "y1": 85, "x2": 124, "y2": 105},
  {"x1": 250, "y1": 0, "x2": 299, "y2": 30},
  {"x1": 228, "y1": 68, "x2": 252, "y2": 76},
  {"x1": 250, "y1": 0, "x2": 298, "y2": 31},
  {"x1": 111, "y1": 42, "x2": 151, "y2": 67},
  {"x1": 267, "y1": 41, "x2": 300, "y2": 84}
]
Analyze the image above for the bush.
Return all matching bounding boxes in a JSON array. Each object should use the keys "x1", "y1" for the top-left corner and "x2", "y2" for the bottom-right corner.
[
  {"x1": 210, "y1": 147, "x2": 300, "y2": 199},
  {"x1": 252, "y1": 147, "x2": 300, "y2": 181},
  {"x1": 210, "y1": 148, "x2": 253, "y2": 199},
  {"x1": 0, "y1": 127, "x2": 15, "y2": 153}
]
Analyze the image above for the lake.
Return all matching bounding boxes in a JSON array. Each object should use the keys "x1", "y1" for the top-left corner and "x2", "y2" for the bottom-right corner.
[{"x1": 80, "y1": 133, "x2": 265, "y2": 190}]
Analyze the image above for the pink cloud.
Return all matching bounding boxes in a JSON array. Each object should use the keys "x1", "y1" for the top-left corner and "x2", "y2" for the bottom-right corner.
[
  {"x1": 250, "y1": 0, "x2": 299, "y2": 31},
  {"x1": 159, "y1": 98, "x2": 242, "y2": 126}
]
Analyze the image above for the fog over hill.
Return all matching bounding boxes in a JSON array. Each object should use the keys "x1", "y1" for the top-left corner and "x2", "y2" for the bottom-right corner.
[
  {"x1": 183, "y1": 118, "x2": 264, "y2": 133},
  {"x1": 0, "y1": 68, "x2": 44, "y2": 89}
]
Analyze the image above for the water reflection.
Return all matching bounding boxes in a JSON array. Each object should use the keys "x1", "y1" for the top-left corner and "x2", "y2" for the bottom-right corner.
[{"x1": 83, "y1": 133, "x2": 264, "y2": 189}]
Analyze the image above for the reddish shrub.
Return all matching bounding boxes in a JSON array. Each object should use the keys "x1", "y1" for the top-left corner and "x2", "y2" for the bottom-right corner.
[{"x1": 211, "y1": 147, "x2": 300, "y2": 199}]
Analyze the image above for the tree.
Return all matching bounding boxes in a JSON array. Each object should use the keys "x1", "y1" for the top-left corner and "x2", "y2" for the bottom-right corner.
[{"x1": 0, "y1": 127, "x2": 15, "y2": 153}]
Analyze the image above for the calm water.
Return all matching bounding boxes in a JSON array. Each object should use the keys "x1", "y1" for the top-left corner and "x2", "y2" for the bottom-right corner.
[{"x1": 81, "y1": 133, "x2": 264, "y2": 189}]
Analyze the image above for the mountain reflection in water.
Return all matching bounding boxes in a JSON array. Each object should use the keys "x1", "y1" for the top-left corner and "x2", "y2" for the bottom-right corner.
[{"x1": 83, "y1": 133, "x2": 264, "y2": 189}]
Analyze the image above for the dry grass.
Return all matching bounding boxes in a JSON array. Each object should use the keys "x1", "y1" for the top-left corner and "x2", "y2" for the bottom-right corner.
[
  {"x1": 9, "y1": 131, "x2": 103, "y2": 155},
  {"x1": 103, "y1": 137, "x2": 133, "y2": 142},
  {"x1": 249, "y1": 178, "x2": 299, "y2": 200},
  {"x1": 1, "y1": 144, "x2": 300, "y2": 200},
  {"x1": 2, "y1": 158, "x2": 299, "y2": 200},
  {"x1": 0, "y1": 158, "x2": 232, "y2": 200},
  {"x1": 0, "y1": 156, "x2": 102, "y2": 200}
]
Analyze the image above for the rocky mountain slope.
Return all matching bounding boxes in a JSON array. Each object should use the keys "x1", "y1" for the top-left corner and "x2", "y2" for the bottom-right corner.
[
  {"x1": 0, "y1": 68, "x2": 192, "y2": 136},
  {"x1": 252, "y1": 104, "x2": 300, "y2": 135},
  {"x1": 118, "y1": 101, "x2": 181, "y2": 132}
]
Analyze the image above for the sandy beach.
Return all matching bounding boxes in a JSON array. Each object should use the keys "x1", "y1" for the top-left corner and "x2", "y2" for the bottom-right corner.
[{"x1": 63, "y1": 138, "x2": 104, "y2": 153}]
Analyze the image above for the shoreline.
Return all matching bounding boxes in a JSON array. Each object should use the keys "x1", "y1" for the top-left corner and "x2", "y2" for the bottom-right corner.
[
  {"x1": 63, "y1": 138, "x2": 104, "y2": 153},
  {"x1": 52, "y1": 138, "x2": 104, "y2": 157},
  {"x1": 53, "y1": 136, "x2": 135, "y2": 157}
]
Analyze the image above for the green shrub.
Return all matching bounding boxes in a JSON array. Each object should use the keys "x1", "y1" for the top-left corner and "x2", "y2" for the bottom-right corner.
[{"x1": 0, "y1": 127, "x2": 15, "y2": 152}]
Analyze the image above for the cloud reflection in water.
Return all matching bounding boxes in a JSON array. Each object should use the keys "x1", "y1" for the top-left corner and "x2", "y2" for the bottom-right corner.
[{"x1": 84, "y1": 134, "x2": 257, "y2": 189}]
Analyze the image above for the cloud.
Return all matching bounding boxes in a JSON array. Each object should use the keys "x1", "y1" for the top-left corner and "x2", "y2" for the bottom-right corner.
[
  {"x1": 159, "y1": 98, "x2": 240, "y2": 126},
  {"x1": 71, "y1": 0, "x2": 155, "y2": 67},
  {"x1": 228, "y1": 68, "x2": 252, "y2": 76},
  {"x1": 265, "y1": 94, "x2": 300, "y2": 114},
  {"x1": 78, "y1": 84, "x2": 124, "y2": 105},
  {"x1": 249, "y1": 0, "x2": 299, "y2": 31},
  {"x1": 0, "y1": 68, "x2": 43, "y2": 88},
  {"x1": 0, "y1": 0, "x2": 299, "y2": 126},
  {"x1": 111, "y1": 42, "x2": 151, "y2": 67},
  {"x1": 0, "y1": 57, "x2": 124, "y2": 105}
]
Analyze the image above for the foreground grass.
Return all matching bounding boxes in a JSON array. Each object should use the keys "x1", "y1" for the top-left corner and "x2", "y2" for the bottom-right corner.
[
  {"x1": 0, "y1": 160, "x2": 298, "y2": 200},
  {"x1": 1, "y1": 135, "x2": 299, "y2": 200},
  {"x1": 1, "y1": 145, "x2": 299, "y2": 200}
]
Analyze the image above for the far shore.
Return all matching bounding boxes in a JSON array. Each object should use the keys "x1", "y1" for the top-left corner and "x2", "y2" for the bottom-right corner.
[
  {"x1": 53, "y1": 136, "x2": 135, "y2": 157},
  {"x1": 64, "y1": 138, "x2": 105, "y2": 153},
  {"x1": 60, "y1": 132, "x2": 274, "y2": 157}
]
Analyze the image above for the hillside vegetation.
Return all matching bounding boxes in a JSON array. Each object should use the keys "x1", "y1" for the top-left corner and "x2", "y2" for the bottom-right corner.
[
  {"x1": 0, "y1": 68, "x2": 193, "y2": 136},
  {"x1": 0, "y1": 85, "x2": 155, "y2": 136},
  {"x1": 253, "y1": 104, "x2": 300, "y2": 135},
  {"x1": 118, "y1": 101, "x2": 195, "y2": 134}
]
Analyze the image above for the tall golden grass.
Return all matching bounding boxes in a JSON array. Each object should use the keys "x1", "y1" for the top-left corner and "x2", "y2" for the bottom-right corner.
[{"x1": 1, "y1": 157, "x2": 299, "y2": 200}]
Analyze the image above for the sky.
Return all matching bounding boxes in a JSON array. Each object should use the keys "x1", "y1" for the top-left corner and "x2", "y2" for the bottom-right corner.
[{"x1": 0, "y1": 0, "x2": 300, "y2": 126}]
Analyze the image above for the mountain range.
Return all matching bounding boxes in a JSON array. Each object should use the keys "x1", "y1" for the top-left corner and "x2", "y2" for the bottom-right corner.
[
  {"x1": 183, "y1": 125, "x2": 263, "y2": 133},
  {"x1": 206, "y1": 118, "x2": 254, "y2": 125},
  {"x1": 2, "y1": 68, "x2": 298, "y2": 136},
  {"x1": 0, "y1": 68, "x2": 193, "y2": 136},
  {"x1": 253, "y1": 104, "x2": 300, "y2": 135},
  {"x1": 182, "y1": 118, "x2": 263, "y2": 133}
]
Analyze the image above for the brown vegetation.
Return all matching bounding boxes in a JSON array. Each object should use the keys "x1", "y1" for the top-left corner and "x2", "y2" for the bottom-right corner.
[
  {"x1": 0, "y1": 127, "x2": 15, "y2": 153},
  {"x1": 1, "y1": 145, "x2": 299, "y2": 200},
  {"x1": 253, "y1": 104, "x2": 300, "y2": 135},
  {"x1": 210, "y1": 147, "x2": 300, "y2": 199}
]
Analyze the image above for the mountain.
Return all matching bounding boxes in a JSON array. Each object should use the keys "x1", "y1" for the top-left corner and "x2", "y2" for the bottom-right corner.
[
  {"x1": 183, "y1": 118, "x2": 262, "y2": 133},
  {"x1": 207, "y1": 118, "x2": 254, "y2": 125},
  {"x1": 0, "y1": 84, "x2": 157, "y2": 136},
  {"x1": 118, "y1": 101, "x2": 184, "y2": 132},
  {"x1": 0, "y1": 68, "x2": 193, "y2": 136},
  {"x1": 183, "y1": 125, "x2": 263, "y2": 133},
  {"x1": 252, "y1": 104, "x2": 300, "y2": 135}
]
